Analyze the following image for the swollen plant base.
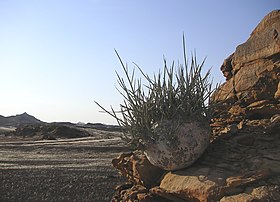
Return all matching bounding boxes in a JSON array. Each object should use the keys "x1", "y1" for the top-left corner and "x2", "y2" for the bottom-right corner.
[{"x1": 144, "y1": 121, "x2": 210, "y2": 170}]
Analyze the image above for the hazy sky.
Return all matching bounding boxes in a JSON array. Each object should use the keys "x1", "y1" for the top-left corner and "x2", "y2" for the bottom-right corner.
[{"x1": 0, "y1": 1, "x2": 279, "y2": 124}]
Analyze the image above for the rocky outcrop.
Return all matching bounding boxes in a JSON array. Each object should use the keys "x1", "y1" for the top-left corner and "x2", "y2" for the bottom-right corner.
[
  {"x1": 111, "y1": 10, "x2": 280, "y2": 201},
  {"x1": 157, "y1": 118, "x2": 280, "y2": 201},
  {"x1": 211, "y1": 10, "x2": 280, "y2": 137},
  {"x1": 111, "y1": 118, "x2": 280, "y2": 201}
]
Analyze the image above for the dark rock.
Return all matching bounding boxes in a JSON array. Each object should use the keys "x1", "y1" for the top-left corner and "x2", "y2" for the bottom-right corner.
[
  {"x1": 0, "y1": 112, "x2": 42, "y2": 127},
  {"x1": 11, "y1": 124, "x2": 90, "y2": 139}
]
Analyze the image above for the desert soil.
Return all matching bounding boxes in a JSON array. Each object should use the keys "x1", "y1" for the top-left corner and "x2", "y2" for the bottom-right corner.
[{"x1": 0, "y1": 128, "x2": 130, "y2": 202}]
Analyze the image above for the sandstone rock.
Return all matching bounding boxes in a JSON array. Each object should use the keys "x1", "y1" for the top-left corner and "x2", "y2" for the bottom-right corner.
[
  {"x1": 113, "y1": 118, "x2": 280, "y2": 201},
  {"x1": 213, "y1": 10, "x2": 280, "y2": 104},
  {"x1": 158, "y1": 126, "x2": 280, "y2": 201},
  {"x1": 170, "y1": 11, "x2": 280, "y2": 201},
  {"x1": 112, "y1": 152, "x2": 164, "y2": 188},
  {"x1": 233, "y1": 10, "x2": 280, "y2": 65},
  {"x1": 111, "y1": 184, "x2": 170, "y2": 202},
  {"x1": 246, "y1": 100, "x2": 280, "y2": 119},
  {"x1": 220, "y1": 193, "x2": 254, "y2": 202},
  {"x1": 111, "y1": 10, "x2": 280, "y2": 202},
  {"x1": 159, "y1": 167, "x2": 227, "y2": 201},
  {"x1": 220, "y1": 185, "x2": 280, "y2": 202},
  {"x1": 275, "y1": 81, "x2": 280, "y2": 99},
  {"x1": 211, "y1": 10, "x2": 280, "y2": 136}
]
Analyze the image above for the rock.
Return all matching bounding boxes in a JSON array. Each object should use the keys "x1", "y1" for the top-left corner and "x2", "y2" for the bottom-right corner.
[
  {"x1": 246, "y1": 100, "x2": 280, "y2": 119},
  {"x1": 111, "y1": 10, "x2": 280, "y2": 202},
  {"x1": 220, "y1": 53, "x2": 234, "y2": 80},
  {"x1": 233, "y1": 10, "x2": 280, "y2": 65},
  {"x1": 220, "y1": 185, "x2": 280, "y2": 202},
  {"x1": 159, "y1": 167, "x2": 227, "y2": 201},
  {"x1": 213, "y1": 10, "x2": 280, "y2": 103},
  {"x1": 112, "y1": 152, "x2": 164, "y2": 188},
  {"x1": 144, "y1": 121, "x2": 210, "y2": 170},
  {"x1": 275, "y1": 82, "x2": 280, "y2": 99},
  {"x1": 211, "y1": 10, "x2": 280, "y2": 136},
  {"x1": 112, "y1": 118, "x2": 280, "y2": 201},
  {"x1": 158, "y1": 127, "x2": 280, "y2": 201},
  {"x1": 111, "y1": 184, "x2": 172, "y2": 202}
]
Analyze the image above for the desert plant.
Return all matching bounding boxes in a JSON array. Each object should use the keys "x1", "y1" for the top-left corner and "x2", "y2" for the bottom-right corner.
[{"x1": 95, "y1": 36, "x2": 214, "y2": 149}]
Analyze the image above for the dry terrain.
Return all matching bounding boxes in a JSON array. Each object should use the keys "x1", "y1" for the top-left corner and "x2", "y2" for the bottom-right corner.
[{"x1": 0, "y1": 128, "x2": 130, "y2": 201}]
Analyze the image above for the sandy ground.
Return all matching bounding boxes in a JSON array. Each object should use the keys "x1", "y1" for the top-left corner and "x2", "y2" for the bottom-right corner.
[{"x1": 0, "y1": 129, "x2": 130, "y2": 201}]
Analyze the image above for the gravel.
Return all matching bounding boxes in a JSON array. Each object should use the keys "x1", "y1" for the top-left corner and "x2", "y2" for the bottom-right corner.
[{"x1": 0, "y1": 133, "x2": 130, "y2": 202}]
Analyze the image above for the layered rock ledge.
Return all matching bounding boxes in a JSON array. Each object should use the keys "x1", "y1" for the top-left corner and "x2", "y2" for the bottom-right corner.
[{"x1": 211, "y1": 10, "x2": 280, "y2": 137}]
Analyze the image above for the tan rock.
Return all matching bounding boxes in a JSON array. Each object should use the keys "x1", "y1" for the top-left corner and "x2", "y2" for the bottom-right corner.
[
  {"x1": 112, "y1": 152, "x2": 164, "y2": 188},
  {"x1": 246, "y1": 100, "x2": 280, "y2": 119},
  {"x1": 216, "y1": 11, "x2": 280, "y2": 105},
  {"x1": 157, "y1": 127, "x2": 280, "y2": 201},
  {"x1": 157, "y1": 10, "x2": 280, "y2": 201},
  {"x1": 160, "y1": 167, "x2": 227, "y2": 201},
  {"x1": 220, "y1": 185, "x2": 280, "y2": 202},
  {"x1": 275, "y1": 81, "x2": 280, "y2": 99},
  {"x1": 225, "y1": 170, "x2": 270, "y2": 188},
  {"x1": 212, "y1": 10, "x2": 280, "y2": 136},
  {"x1": 211, "y1": 79, "x2": 236, "y2": 102},
  {"x1": 111, "y1": 184, "x2": 173, "y2": 202},
  {"x1": 233, "y1": 10, "x2": 280, "y2": 66},
  {"x1": 233, "y1": 59, "x2": 279, "y2": 103},
  {"x1": 251, "y1": 185, "x2": 280, "y2": 200},
  {"x1": 220, "y1": 193, "x2": 254, "y2": 202},
  {"x1": 228, "y1": 105, "x2": 245, "y2": 117}
]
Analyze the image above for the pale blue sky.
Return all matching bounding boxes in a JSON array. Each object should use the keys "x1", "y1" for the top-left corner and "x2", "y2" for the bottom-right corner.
[{"x1": 0, "y1": 1, "x2": 279, "y2": 124}]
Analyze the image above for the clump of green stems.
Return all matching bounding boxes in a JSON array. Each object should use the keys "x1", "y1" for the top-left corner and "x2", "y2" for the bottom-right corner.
[{"x1": 95, "y1": 37, "x2": 214, "y2": 148}]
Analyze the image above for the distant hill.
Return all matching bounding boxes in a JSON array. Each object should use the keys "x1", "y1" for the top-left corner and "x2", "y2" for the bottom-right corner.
[
  {"x1": 83, "y1": 122, "x2": 122, "y2": 131},
  {"x1": 12, "y1": 123, "x2": 90, "y2": 139},
  {"x1": 0, "y1": 112, "x2": 43, "y2": 126},
  {"x1": 0, "y1": 113, "x2": 121, "y2": 132}
]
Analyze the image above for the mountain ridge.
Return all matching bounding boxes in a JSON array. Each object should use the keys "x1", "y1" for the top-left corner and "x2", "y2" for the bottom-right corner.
[
  {"x1": 0, "y1": 112, "x2": 43, "y2": 126},
  {"x1": 0, "y1": 113, "x2": 121, "y2": 131}
]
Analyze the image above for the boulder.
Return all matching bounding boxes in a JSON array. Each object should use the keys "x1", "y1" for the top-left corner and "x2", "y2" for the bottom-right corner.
[
  {"x1": 144, "y1": 121, "x2": 210, "y2": 170},
  {"x1": 158, "y1": 119, "x2": 280, "y2": 201}
]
